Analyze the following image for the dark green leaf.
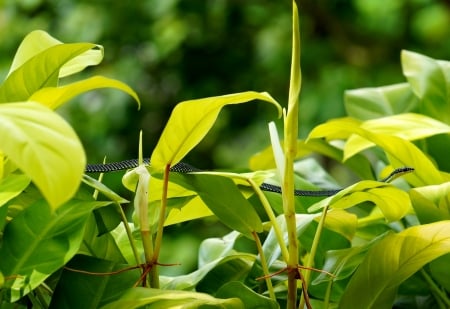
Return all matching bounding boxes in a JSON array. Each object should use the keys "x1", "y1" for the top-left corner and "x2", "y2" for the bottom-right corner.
[{"x1": 0, "y1": 199, "x2": 110, "y2": 301}]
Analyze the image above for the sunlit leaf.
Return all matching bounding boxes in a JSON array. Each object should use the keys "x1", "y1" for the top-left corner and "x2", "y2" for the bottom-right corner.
[
  {"x1": 7, "y1": 30, "x2": 103, "y2": 79},
  {"x1": 0, "y1": 43, "x2": 99, "y2": 102},
  {"x1": 0, "y1": 199, "x2": 110, "y2": 302},
  {"x1": 82, "y1": 174, "x2": 128, "y2": 204},
  {"x1": 0, "y1": 102, "x2": 85, "y2": 208},
  {"x1": 402, "y1": 50, "x2": 450, "y2": 124},
  {"x1": 345, "y1": 113, "x2": 450, "y2": 156},
  {"x1": 345, "y1": 83, "x2": 419, "y2": 120},
  {"x1": 249, "y1": 138, "x2": 374, "y2": 181},
  {"x1": 339, "y1": 221, "x2": 450, "y2": 309},
  {"x1": 308, "y1": 181, "x2": 411, "y2": 222},
  {"x1": 150, "y1": 91, "x2": 281, "y2": 170},
  {"x1": 0, "y1": 173, "x2": 31, "y2": 207},
  {"x1": 309, "y1": 119, "x2": 443, "y2": 187},
  {"x1": 410, "y1": 182, "x2": 450, "y2": 224},
  {"x1": 29, "y1": 76, "x2": 140, "y2": 110},
  {"x1": 100, "y1": 287, "x2": 243, "y2": 309},
  {"x1": 321, "y1": 209, "x2": 357, "y2": 241}
]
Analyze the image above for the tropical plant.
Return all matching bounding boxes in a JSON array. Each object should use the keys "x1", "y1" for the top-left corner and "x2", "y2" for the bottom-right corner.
[{"x1": 1, "y1": 1, "x2": 450, "y2": 309}]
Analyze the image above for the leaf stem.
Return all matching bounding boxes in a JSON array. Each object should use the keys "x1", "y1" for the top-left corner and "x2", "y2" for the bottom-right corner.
[
  {"x1": 151, "y1": 164, "x2": 171, "y2": 286},
  {"x1": 299, "y1": 205, "x2": 329, "y2": 309},
  {"x1": 285, "y1": 1, "x2": 301, "y2": 307},
  {"x1": 248, "y1": 178, "x2": 289, "y2": 263},
  {"x1": 420, "y1": 268, "x2": 450, "y2": 307},
  {"x1": 252, "y1": 231, "x2": 276, "y2": 300}
]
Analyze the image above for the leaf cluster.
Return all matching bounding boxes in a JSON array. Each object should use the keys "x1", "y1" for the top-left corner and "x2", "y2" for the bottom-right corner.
[{"x1": 1, "y1": 3, "x2": 450, "y2": 308}]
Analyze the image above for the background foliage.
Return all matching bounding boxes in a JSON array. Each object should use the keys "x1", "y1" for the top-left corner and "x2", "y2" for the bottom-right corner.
[{"x1": 2, "y1": 0, "x2": 449, "y2": 171}]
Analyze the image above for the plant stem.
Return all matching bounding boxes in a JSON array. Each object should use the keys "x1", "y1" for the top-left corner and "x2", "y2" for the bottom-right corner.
[
  {"x1": 248, "y1": 178, "x2": 290, "y2": 263},
  {"x1": 116, "y1": 202, "x2": 142, "y2": 266},
  {"x1": 252, "y1": 231, "x2": 276, "y2": 300},
  {"x1": 285, "y1": 1, "x2": 301, "y2": 307},
  {"x1": 299, "y1": 205, "x2": 329, "y2": 309},
  {"x1": 151, "y1": 164, "x2": 171, "y2": 285},
  {"x1": 420, "y1": 268, "x2": 450, "y2": 307}
]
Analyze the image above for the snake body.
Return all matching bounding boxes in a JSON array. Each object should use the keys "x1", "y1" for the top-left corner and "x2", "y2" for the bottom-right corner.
[{"x1": 85, "y1": 159, "x2": 413, "y2": 197}]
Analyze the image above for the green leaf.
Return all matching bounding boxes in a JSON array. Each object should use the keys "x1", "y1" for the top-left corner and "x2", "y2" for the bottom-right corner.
[
  {"x1": 339, "y1": 221, "x2": 450, "y2": 309},
  {"x1": 345, "y1": 83, "x2": 419, "y2": 120},
  {"x1": 216, "y1": 281, "x2": 279, "y2": 309},
  {"x1": 100, "y1": 287, "x2": 244, "y2": 309},
  {"x1": 160, "y1": 231, "x2": 254, "y2": 291},
  {"x1": 410, "y1": 182, "x2": 450, "y2": 224},
  {"x1": 263, "y1": 214, "x2": 316, "y2": 266},
  {"x1": 0, "y1": 43, "x2": 99, "y2": 102},
  {"x1": 79, "y1": 213, "x2": 127, "y2": 262},
  {"x1": 308, "y1": 181, "x2": 411, "y2": 222},
  {"x1": 179, "y1": 173, "x2": 263, "y2": 238},
  {"x1": 249, "y1": 138, "x2": 374, "y2": 181},
  {"x1": 50, "y1": 255, "x2": 139, "y2": 308},
  {"x1": 150, "y1": 91, "x2": 281, "y2": 170},
  {"x1": 93, "y1": 206, "x2": 122, "y2": 236},
  {"x1": 429, "y1": 253, "x2": 450, "y2": 292},
  {"x1": 309, "y1": 119, "x2": 443, "y2": 187},
  {"x1": 7, "y1": 30, "x2": 103, "y2": 79},
  {"x1": 83, "y1": 175, "x2": 129, "y2": 204},
  {"x1": 29, "y1": 76, "x2": 140, "y2": 110},
  {"x1": 0, "y1": 174, "x2": 31, "y2": 207},
  {"x1": 313, "y1": 233, "x2": 386, "y2": 285},
  {"x1": 345, "y1": 113, "x2": 450, "y2": 156},
  {"x1": 0, "y1": 102, "x2": 85, "y2": 208},
  {"x1": 402, "y1": 50, "x2": 450, "y2": 124},
  {"x1": 0, "y1": 199, "x2": 110, "y2": 302}
]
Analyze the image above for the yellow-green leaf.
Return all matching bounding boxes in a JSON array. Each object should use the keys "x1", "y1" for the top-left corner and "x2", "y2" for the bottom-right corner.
[
  {"x1": 0, "y1": 102, "x2": 85, "y2": 209},
  {"x1": 8, "y1": 30, "x2": 103, "y2": 78},
  {"x1": 345, "y1": 113, "x2": 450, "y2": 156},
  {"x1": 308, "y1": 181, "x2": 411, "y2": 222},
  {"x1": 29, "y1": 76, "x2": 140, "y2": 110},
  {"x1": 0, "y1": 43, "x2": 98, "y2": 102},
  {"x1": 151, "y1": 91, "x2": 281, "y2": 170},
  {"x1": 340, "y1": 221, "x2": 450, "y2": 309}
]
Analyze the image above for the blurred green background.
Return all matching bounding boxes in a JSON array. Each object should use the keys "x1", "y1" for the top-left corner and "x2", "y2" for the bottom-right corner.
[
  {"x1": 1, "y1": 0, "x2": 449, "y2": 170},
  {"x1": 1, "y1": 0, "x2": 449, "y2": 275}
]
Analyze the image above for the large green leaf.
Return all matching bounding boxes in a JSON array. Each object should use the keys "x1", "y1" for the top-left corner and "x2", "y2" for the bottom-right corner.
[
  {"x1": 339, "y1": 221, "x2": 450, "y2": 309},
  {"x1": 29, "y1": 76, "x2": 140, "y2": 110},
  {"x1": 150, "y1": 91, "x2": 281, "y2": 170},
  {"x1": 345, "y1": 113, "x2": 450, "y2": 156},
  {"x1": 345, "y1": 83, "x2": 419, "y2": 120},
  {"x1": 0, "y1": 43, "x2": 99, "y2": 102},
  {"x1": 0, "y1": 102, "x2": 85, "y2": 208},
  {"x1": 308, "y1": 181, "x2": 411, "y2": 222},
  {"x1": 177, "y1": 173, "x2": 263, "y2": 238},
  {"x1": 101, "y1": 287, "x2": 243, "y2": 309},
  {"x1": 7, "y1": 30, "x2": 103, "y2": 79},
  {"x1": 402, "y1": 50, "x2": 450, "y2": 124},
  {"x1": 50, "y1": 255, "x2": 139, "y2": 309},
  {"x1": 309, "y1": 119, "x2": 444, "y2": 187},
  {"x1": 0, "y1": 199, "x2": 110, "y2": 302}
]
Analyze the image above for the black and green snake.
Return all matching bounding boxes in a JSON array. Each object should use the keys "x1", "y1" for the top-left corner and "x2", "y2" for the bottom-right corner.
[{"x1": 85, "y1": 159, "x2": 413, "y2": 197}]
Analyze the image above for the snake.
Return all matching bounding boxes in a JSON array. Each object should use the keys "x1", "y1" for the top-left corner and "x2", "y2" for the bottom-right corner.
[{"x1": 85, "y1": 159, "x2": 414, "y2": 197}]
